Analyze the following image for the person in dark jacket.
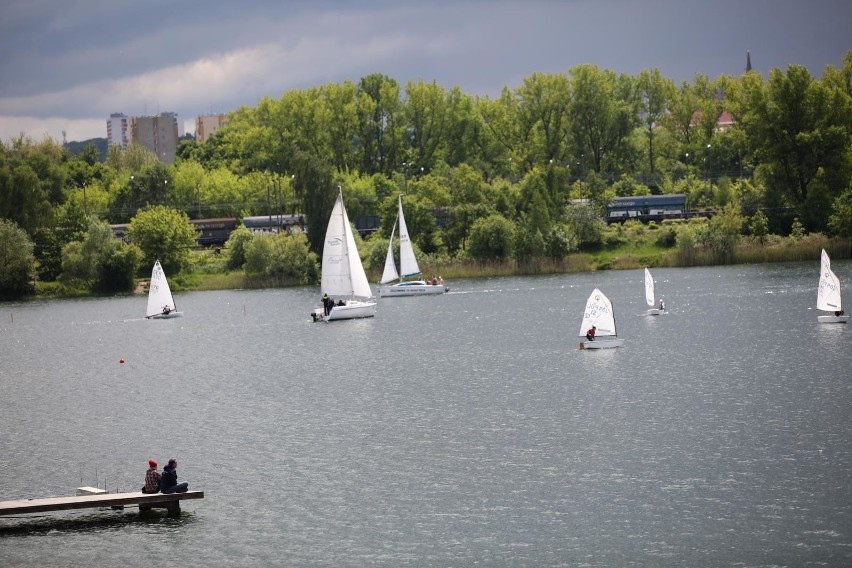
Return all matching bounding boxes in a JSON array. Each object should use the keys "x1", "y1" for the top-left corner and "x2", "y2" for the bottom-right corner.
[
  {"x1": 322, "y1": 293, "x2": 334, "y2": 316},
  {"x1": 160, "y1": 458, "x2": 189, "y2": 494},
  {"x1": 585, "y1": 325, "x2": 596, "y2": 341}
]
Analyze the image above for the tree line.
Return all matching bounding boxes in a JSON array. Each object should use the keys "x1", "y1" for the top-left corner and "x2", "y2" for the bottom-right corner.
[{"x1": 1, "y1": 52, "x2": 851, "y2": 298}]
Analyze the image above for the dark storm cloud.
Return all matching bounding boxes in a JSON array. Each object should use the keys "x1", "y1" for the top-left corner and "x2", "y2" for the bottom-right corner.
[{"x1": 0, "y1": 0, "x2": 849, "y2": 142}]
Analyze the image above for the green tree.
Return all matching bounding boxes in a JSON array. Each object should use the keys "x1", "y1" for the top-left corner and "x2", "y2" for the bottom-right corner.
[
  {"x1": 404, "y1": 79, "x2": 449, "y2": 168},
  {"x1": 0, "y1": 160, "x2": 53, "y2": 234},
  {"x1": 292, "y1": 151, "x2": 336, "y2": 255},
  {"x1": 94, "y1": 242, "x2": 142, "y2": 293},
  {"x1": 468, "y1": 214, "x2": 514, "y2": 260},
  {"x1": 60, "y1": 219, "x2": 142, "y2": 293},
  {"x1": 0, "y1": 219, "x2": 37, "y2": 298},
  {"x1": 357, "y1": 74, "x2": 404, "y2": 175},
  {"x1": 699, "y1": 205, "x2": 743, "y2": 263},
  {"x1": 564, "y1": 202, "x2": 606, "y2": 250},
  {"x1": 568, "y1": 64, "x2": 639, "y2": 176},
  {"x1": 749, "y1": 210, "x2": 770, "y2": 242},
  {"x1": 637, "y1": 68, "x2": 674, "y2": 176},
  {"x1": 828, "y1": 187, "x2": 852, "y2": 237},
  {"x1": 735, "y1": 64, "x2": 852, "y2": 231},
  {"x1": 127, "y1": 206, "x2": 198, "y2": 274}
]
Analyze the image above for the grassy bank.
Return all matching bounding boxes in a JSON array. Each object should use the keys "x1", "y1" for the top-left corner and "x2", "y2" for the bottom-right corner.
[{"x1": 32, "y1": 233, "x2": 852, "y2": 299}]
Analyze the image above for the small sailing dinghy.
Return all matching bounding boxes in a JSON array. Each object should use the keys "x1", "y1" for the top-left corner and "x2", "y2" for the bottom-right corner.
[
  {"x1": 311, "y1": 187, "x2": 377, "y2": 322},
  {"x1": 644, "y1": 268, "x2": 665, "y2": 315},
  {"x1": 817, "y1": 249, "x2": 848, "y2": 323},
  {"x1": 378, "y1": 195, "x2": 447, "y2": 297},
  {"x1": 145, "y1": 259, "x2": 182, "y2": 319},
  {"x1": 579, "y1": 288, "x2": 624, "y2": 349}
]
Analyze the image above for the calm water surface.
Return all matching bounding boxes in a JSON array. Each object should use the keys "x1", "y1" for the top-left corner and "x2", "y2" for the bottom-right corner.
[{"x1": 1, "y1": 262, "x2": 851, "y2": 567}]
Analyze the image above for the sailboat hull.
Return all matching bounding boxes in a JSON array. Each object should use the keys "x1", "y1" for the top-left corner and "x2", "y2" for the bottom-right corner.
[
  {"x1": 580, "y1": 338, "x2": 625, "y2": 350},
  {"x1": 147, "y1": 311, "x2": 183, "y2": 320},
  {"x1": 645, "y1": 308, "x2": 664, "y2": 316},
  {"x1": 379, "y1": 282, "x2": 447, "y2": 297},
  {"x1": 817, "y1": 315, "x2": 849, "y2": 323},
  {"x1": 312, "y1": 300, "x2": 376, "y2": 322}
]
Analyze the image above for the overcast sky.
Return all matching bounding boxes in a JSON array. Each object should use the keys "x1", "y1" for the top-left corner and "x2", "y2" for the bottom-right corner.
[{"x1": 1, "y1": 0, "x2": 849, "y2": 144}]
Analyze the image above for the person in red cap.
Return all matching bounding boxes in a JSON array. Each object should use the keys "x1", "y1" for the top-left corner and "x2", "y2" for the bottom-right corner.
[{"x1": 142, "y1": 459, "x2": 161, "y2": 493}]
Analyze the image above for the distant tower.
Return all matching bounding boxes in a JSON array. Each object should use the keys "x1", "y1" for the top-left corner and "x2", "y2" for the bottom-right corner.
[{"x1": 745, "y1": 51, "x2": 752, "y2": 73}]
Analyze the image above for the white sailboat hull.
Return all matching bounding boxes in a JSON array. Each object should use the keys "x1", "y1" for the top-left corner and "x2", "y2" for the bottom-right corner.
[
  {"x1": 379, "y1": 282, "x2": 447, "y2": 297},
  {"x1": 312, "y1": 300, "x2": 376, "y2": 322},
  {"x1": 645, "y1": 308, "x2": 664, "y2": 316},
  {"x1": 580, "y1": 338, "x2": 625, "y2": 350},
  {"x1": 817, "y1": 315, "x2": 849, "y2": 324},
  {"x1": 147, "y1": 311, "x2": 183, "y2": 320}
]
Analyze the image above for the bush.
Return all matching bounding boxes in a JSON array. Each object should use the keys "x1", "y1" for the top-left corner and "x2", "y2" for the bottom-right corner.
[
  {"x1": 244, "y1": 232, "x2": 319, "y2": 285},
  {"x1": 225, "y1": 225, "x2": 254, "y2": 269}
]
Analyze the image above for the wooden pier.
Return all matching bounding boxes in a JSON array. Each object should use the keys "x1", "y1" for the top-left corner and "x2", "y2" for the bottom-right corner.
[{"x1": 0, "y1": 491, "x2": 204, "y2": 517}]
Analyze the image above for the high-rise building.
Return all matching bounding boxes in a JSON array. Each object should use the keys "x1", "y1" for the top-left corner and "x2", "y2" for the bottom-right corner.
[
  {"x1": 106, "y1": 113, "x2": 131, "y2": 149},
  {"x1": 195, "y1": 113, "x2": 228, "y2": 143},
  {"x1": 131, "y1": 112, "x2": 180, "y2": 164}
]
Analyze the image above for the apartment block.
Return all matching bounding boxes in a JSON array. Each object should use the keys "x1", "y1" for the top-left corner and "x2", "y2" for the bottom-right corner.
[
  {"x1": 106, "y1": 113, "x2": 131, "y2": 149},
  {"x1": 131, "y1": 112, "x2": 179, "y2": 164},
  {"x1": 195, "y1": 113, "x2": 228, "y2": 142}
]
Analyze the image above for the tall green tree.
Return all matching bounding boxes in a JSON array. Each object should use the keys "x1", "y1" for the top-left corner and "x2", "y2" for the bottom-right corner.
[
  {"x1": 127, "y1": 206, "x2": 198, "y2": 274},
  {"x1": 0, "y1": 219, "x2": 37, "y2": 298},
  {"x1": 568, "y1": 65, "x2": 639, "y2": 177},
  {"x1": 357, "y1": 74, "x2": 403, "y2": 175},
  {"x1": 735, "y1": 64, "x2": 852, "y2": 231},
  {"x1": 637, "y1": 68, "x2": 674, "y2": 176},
  {"x1": 61, "y1": 219, "x2": 141, "y2": 293},
  {"x1": 468, "y1": 214, "x2": 514, "y2": 260}
]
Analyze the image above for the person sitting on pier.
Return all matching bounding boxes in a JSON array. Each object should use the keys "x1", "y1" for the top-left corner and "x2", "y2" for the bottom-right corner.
[
  {"x1": 142, "y1": 459, "x2": 161, "y2": 493},
  {"x1": 160, "y1": 458, "x2": 189, "y2": 494}
]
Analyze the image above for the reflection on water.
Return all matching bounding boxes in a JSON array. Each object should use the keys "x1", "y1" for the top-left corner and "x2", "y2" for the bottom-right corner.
[{"x1": 1, "y1": 262, "x2": 851, "y2": 566}]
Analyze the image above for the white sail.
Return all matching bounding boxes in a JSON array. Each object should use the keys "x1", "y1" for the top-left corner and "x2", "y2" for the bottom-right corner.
[
  {"x1": 397, "y1": 195, "x2": 420, "y2": 278},
  {"x1": 380, "y1": 220, "x2": 399, "y2": 285},
  {"x1": 321, "y1": 189, "x2": 373, "y2": 299},
  {"x1": 578, "y1": 288, "x2": 617, "y2": 337},
  {"x1": 644, "y1": 268, "x2": 656, "y2": 307},
  {"x1": 817, "y1": 249, "x2": 842, "y2": 312},
  {"x1": 146, "y1": 260, "x2": 177, "y2": 318}
]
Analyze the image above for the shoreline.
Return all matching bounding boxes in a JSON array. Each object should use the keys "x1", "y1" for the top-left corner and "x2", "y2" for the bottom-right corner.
[{"x1": 19, "y1": 236, "x2": 852, "y2": 302}]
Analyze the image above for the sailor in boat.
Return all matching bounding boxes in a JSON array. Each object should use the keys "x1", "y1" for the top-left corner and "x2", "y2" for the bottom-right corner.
[
  {"x1": 658, "y1": 298, "x2": 665, "y2": 310},
  {"x1": 162, "y1": 305, "x2": 171, "y2": 315},
  {"x1": 586, "y1": 325, "x2": 596, "y2": 341},
  {"x1": 322, "y1": 293, "x2": 333, "y2": 316}
]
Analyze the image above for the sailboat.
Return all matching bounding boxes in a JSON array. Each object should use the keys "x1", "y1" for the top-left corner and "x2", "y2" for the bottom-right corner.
[
  {"x1": 644, "y1": 268, "x2": 665, "y2": 315},
  {"x1": 311, "y1": 187, "x2": 376, "y2": 322},
  {"x1": 145, "y1": 259, "x2": 182, "y2": 319},
  {"x1": 578, "y1": 288, "x2": 624, "y2": 349},
  {"x1": 817, "y1": 249, "x2": 848, "y2": 323},
  {"x1": 378, "y1": 195, "x2": 447, "y2": 297}
]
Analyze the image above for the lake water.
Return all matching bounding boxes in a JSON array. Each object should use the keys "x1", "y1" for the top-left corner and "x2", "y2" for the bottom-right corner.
[{"x1": 1, "y1": 262, "x2": 851, "y2": 567}]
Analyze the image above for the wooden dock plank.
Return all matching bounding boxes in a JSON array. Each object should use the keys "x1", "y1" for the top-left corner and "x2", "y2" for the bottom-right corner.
[{"x1": 0, "y1": 491, "x2": 204, "y2": 516}]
